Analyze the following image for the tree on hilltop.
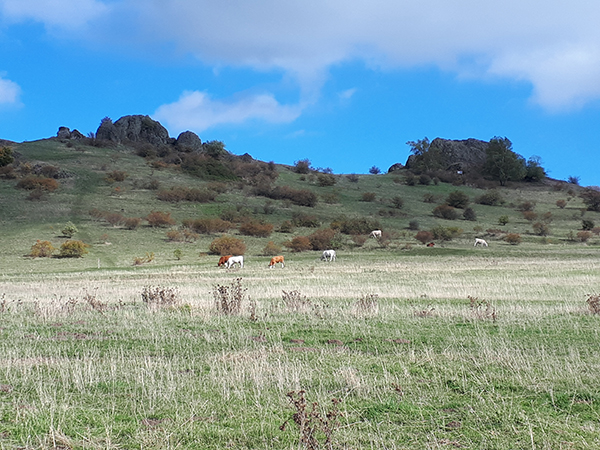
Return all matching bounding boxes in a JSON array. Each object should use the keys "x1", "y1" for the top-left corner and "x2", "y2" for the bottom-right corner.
[{"x1": 482, "y1": 137, "x2": 526, "y2": 186}]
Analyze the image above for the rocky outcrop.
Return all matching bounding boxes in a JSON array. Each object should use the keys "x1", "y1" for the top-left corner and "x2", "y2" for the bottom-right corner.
[
  {"x1": 175, "y1": 131, "x2": 202, "y2": 151},
  {"x1": 56, "y1": 127, "x2": 85, "y2": 140},
  {"x1": 96, "y1": 115, "x2": 172, "y2": 146},
  {"x1": 405, "y1": 138, "x2": 488, "y2": 172},
  {"x1": 387, "y1": 163, "x2": 404, "y2": 173}
]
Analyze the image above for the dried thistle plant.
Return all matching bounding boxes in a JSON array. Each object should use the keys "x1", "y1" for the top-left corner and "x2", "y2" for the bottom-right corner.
[
  {"x1": 353, "y1": 293, "x2": 379, "y2": 317},
  {"x1": 213, "y1": 278, "x2": 247, "y2": 315},
  {"x1": 468, "y1": 295, "x2": 497, "y2": 322},
  {"x1": 141, "y1": 286, "x2": 181, "y2": 310}
]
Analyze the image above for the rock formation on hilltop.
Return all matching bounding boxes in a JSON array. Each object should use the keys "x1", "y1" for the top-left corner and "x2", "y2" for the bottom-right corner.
[{"x1": 95, "y1": 115, "x2": 173, "y2": 146}]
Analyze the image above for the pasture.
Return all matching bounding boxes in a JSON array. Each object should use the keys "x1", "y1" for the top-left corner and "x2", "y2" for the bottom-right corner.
[{"x1": 1, "y1": 246, "x2": 599, "y2": 449}]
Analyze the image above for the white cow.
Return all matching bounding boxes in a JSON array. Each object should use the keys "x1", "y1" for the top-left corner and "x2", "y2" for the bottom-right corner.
[
  {"x1": 321, "y1": 250, "x2": 336, "y2": 262},
  {"x1": 474, "y1": 238, "x2": 488, "y2": 247},
  {"x1": 226, "y1": 255, "x2": 244, "y2": 268},
  {"x1": 370, "y1": 229, "x2": 382, "y2": 239}
]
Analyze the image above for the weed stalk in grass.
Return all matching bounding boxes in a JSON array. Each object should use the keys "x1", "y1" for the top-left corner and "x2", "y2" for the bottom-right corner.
[
  {"x1": 586, "y1": 294, "x2": 600, "y2": 314},
  {"x1": 213, "y1": 277, "x2": 246, "y2": 315},
  {"x1": 141, "y1": 285, "x2": 181, "y2": 309}
]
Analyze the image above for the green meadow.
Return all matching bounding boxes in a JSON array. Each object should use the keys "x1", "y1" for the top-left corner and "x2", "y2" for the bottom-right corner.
[{"x1": 0, "y1": 138, "x2": 599, "y2": 448}]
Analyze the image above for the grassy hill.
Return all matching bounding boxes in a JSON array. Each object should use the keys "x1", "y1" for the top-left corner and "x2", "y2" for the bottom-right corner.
[{"x1": 1, "y1": 136, "x2": 598, "y2": 274}]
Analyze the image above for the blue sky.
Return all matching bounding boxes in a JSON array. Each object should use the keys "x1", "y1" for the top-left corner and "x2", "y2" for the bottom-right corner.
[{"x1": 1, "y1": 1, "x2": 600, "y2": 186}]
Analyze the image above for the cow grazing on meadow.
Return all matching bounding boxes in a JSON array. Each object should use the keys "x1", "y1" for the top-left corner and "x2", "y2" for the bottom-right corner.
[
  {"x1": 217, "y1": 255, "x2": 232, "y2": 267},
  {"x1": 474, "y1": 238, "x2": 488, "y2": 247},
  {"x1": 370, "y1": 229, "x2": 382, "y2": 239},
  {"x1": 226, "y1": 255, "x2": 244, "y2": 268},
  {"x1": 321, "y1": 249, "x2": 336, "y2": 262},
  {"x1": 268, "y1": 255, "x2": 285, "y2": 269}
]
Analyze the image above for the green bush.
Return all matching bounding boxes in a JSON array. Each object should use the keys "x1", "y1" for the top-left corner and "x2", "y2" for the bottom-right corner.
[
  {"x1": 476, "y1": 190, "x2": 504, "y2": 206},
  {"x1": 61, "y1": 221, "x2": 78, "y2": 238},
  {"x1": 433, "y1": 204, "x2": 458, "y2": 220},
  {"x1": 446, "y1": 190, "x2": 469, "y2": 208}
]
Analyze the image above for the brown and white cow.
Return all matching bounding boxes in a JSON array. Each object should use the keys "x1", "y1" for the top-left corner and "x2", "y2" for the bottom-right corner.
[
  {"x1": 217, "y1": 255, "x2": 232, "y2": 267},
  {"x1": 268, "y1": 255, "x2": 285, "y2": 269}
]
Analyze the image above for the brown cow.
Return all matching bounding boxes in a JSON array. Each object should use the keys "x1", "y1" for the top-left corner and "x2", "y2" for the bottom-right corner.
[
  {"x1": 217, "y1": 255, "x2": 232, "y2": 267},
  {"x1": 426, "y1": 242, "x2": 435, "y2": 247},
  {"x1": 268, "y1": 255, "x2": 285, "y2": 269}
]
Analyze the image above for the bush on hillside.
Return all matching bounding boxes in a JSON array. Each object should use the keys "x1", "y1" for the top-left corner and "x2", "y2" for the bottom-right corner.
[
  {"x1": 577, "y1": 231, "x2": 592, "y2": 242},
  {"x1": 146, "y1": 211, "x2": 176, "y2": 227},
  {"x1": 209, "y1": 235, "x2": 246, "y2": 256},
  {"x1": 16, "y1": 176, "x2": 59, "y2": 192},
  {"x1": 431, "y1": 226, "x2": 462, "y2": 241},
  {"x1": 239, "y1": 220, "x2": 274, "y2": 237},
  {"x1": 391, "y1": 196, "x2": 404, "y2": 209},
  {"x1": 415, "y1": 230, "x2": 434, "y2": 244},
  {"x1": 361, "y1": 192, "x2": 377, "y2": 202},
  {"x1": 29, "y1": 240, "x2": 55, "y2": 258},
  {"x1": 183, "y1": 218, "x2": 234, "y2": 234},
  {"x1": 433, "y1": 204, "x2": 459, "y2": 220},
  {"x1": 580, "y1": 189, "x2": 600, "y2": 212},
  {"x1": 317, "y1": 173, "x2": 336, "y2": 187},
  {"x1": 532, "y1": 222, "x2": 550, "y2": 236},
  {"x1": 446, "y1": 190, "x2": 470, "y2": 209},
  {"x1": 284, "y1": 236, "x2": 312, "y2": 252},
  {"x1": 291, "y1": 212, "x2": 320, "y2": 228},
  {"x1": 157, "y1": 187, "x2": 215, "y2": 203},
  {"x1": 475, "y1": 190, "x2": 505, "y2": 206},
  {"x1": 504, "y1": 233, "x2": 522, "y2": 245},
  {"x1": 308, "y1": 228, "x2": 339, "y2": 250},
  {"x1": 556, "y1": 199, "x2": 567, "y2": 209},
  {"x1": 124, "y1": 217, "x2": 142, "y2": 230},
  {"x1": 463, "y1": 207, "x2": 477, "y2": 221},
  {"x1": 61, "y1": 222, "x2": 78, "y2": 238},
  {"x1": 105, "y1": 170, "x2": 128, "y2": 183},
  {"x1": 294, "y1": 159, "x2": 312, "y2": 174},
  {"x1": 58, "y1": 240, "x2": 89, "y2": 258},
  {"x1": 262, "y1": 241, "x2": 282, "y2": 256},
  {"x1": 331, "y1": 216, "x2": 380, "y2": 235}
]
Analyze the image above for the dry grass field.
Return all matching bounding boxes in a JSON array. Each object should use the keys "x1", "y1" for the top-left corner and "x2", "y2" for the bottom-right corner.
[{"x1": 1, "y1": 248, "x2": 599, "y2": 449}]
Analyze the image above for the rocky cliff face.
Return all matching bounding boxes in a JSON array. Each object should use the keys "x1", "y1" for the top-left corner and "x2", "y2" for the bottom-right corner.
[
  {"x1": 96, "y1": 115, "x2": 172, "y2": 146},
  {"x1": 404, "y1": 138, "x2": 488, "y2": 172}
]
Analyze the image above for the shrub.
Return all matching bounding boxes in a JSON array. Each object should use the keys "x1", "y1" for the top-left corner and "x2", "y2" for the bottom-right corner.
[
  {"x1": 476, "y1": 190, "x2": 504, "y2": 206},
  {"x1": 518, "y1": 201, "x2": 536, "y2": 212},
  {"x1": 408, "y1": 220, "x2": 420, "y2": 231},
  {"x1": 577, "y1": 231, "x2": 592, "y2": 242},
  {"x1": 432, "y1": 204, "x2": 458, "y2": 220},
  {"x1": 580, "y1": 189, "x2": 600, "y2": 212},
  {"x1": 587, "y1": 294, "x2": 600, "y2": 315},
  {"x1": 391, "y1": 196, "x2": 404, "y2": 209},
  {"x1": 0, "y1": 146, "x2": 14, "y2": 167},
  {"x1": 105, "y1": 170, "x2": 128, "y2": 183},
  {"x1": 124, "y1": 217, "x2": 142, "y2": 230},
  {"x1": 209, "y1": 235, "x2": 246, "y2": 256},
  {"x1": 317, "y1": 173, "x2": 336, "y2": 187},
  {"x1": 418, "y1": 174, "x2": 431, "y2": 185},
  {"x1": 463, "y1": 207, "x2": 477, "y2": 221},
  {"x1": 157, "y1": 187, "x2": 215, "y2": 203},
  {"x1": 278, "y1": 220, "x2": 295, "y2": 233},
  {"x1": 294, "y1": 159, "x2": 312, "y2": 174},
  {"x1": 332, "y1": 216, "x2": 380, "y2": 235},
  {"x1": 556, "y1": 199, "x2": 567, "y2": 209},
  {"x1": 415, "y1": 230, "x2": 434, "y2": 244},
  {"x1": 182, "y1": 218, "x2": 233, "y2": 234},
  {"x1": 181, "y1": 154, "x2": 238, "y2": 181},
  {"x1": 133, "y1": 252, "x2": 155, "y2": 265},
  {"x1": 291, "y1": 212, "x2": 320, "y2": 228},
  {"x1": 239, "y1": 220, "x2": 274, "y2": 237},
  {"x1": 423, "y1": 193, "x2": 436, "y2": 203},
  {"x1": 431, "y1": 226, "x2": 462, "y2": 241},
  {"x1": 146, "y1": 211, "x2": 176, "y2": 227},
  {"x1": 262, "y1": 241, "x2": 282, "y2": 256},
  {"x1": 522, "y1": 211, "x2": 537, "y2": 222},
  {"x1": 351, "y1": 234, "x2": 367, "y2": 247},
  {"x1": 592, "y1": 226, "x2": 600, "y2": 236},
  {"x1": 308, "y1": 228, "x2": 338, "y2": 250},
  {"x1": 369, "y1": 166, "x2": 381, "y2": 174},
  {"x1": 29, "y1": 240, "x2": 55, "y2": 258},
  {"x1": 504, "y1": 233, "x2": 522, "y2": 245},
  {"x1": 498, "y1": 215, "x2": 509, "y2": 226},
  {"x1": 446, "y1": 190, "x2": 470, "y2": 209},
  {"x1": 532, "y1": 222, "x2": 550, "y2": 236},
  {"x1": 582, "y1": 219, "x2": 595, "y2": 231},
  {"x1": 346, "y1": 174, "x2": 359, "y2": 183},
  {"x1": 105, "y1": 212, "x2": 125, "y2": 227},
  {"x1": 16, "y1": 176, "x2": 59, "y2": 192},
  {"x1": 58, "y1": 240, "x2": 89, "y2": 258},
  {"x1": 284, "y1": 236, "x2": 312, "y2": 252},
  {"x1": 361, "y1": 192, "x2": 377, "y2": 202},
  {"x1": 61, "y1": 221, "x2": 78, "y2": 238}
]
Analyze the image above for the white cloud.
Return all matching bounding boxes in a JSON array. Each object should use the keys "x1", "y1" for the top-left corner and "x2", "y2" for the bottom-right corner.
[
  {"x1": 339, "y1": 88, "x2": 357, "y2": 101},
  {"x1": 0, "y1": 74, "x2": 21, "y2": 105},
  {"x1": 6, "y1": 0, "x2": 600, "y2": 111},
  {"x1": 154, "y1": 90, "x2": 303, "y2": 133}
]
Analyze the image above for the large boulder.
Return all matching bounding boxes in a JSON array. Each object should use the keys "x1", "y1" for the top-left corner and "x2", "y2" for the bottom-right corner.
[
  {"x1": 176, "y1": 131, "x2": 202, "y2": 151},
  {"x1": 405, "y1": 138, "x2": 488, "y2": 172},
  {"x1": 96, "y1": 115, "x2": 171, "y2": 146}
]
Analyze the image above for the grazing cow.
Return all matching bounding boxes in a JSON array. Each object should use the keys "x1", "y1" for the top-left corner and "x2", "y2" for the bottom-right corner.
[
  {"x1": 370, "y1": 229, "x2": 382, "y2": 239},
  {"x1": 268, "y1": 255, "x2": 285, "y2": 269},
  {"x1": 426, "y1": 242, "x2": 435, "y2": 247},
  {"x1": 474, "y1": 238, "x2": 488, "y2": 247},
  {"x1": 321, "y1": 249, "x2": 336, "y2": 262},
  {"x1": 217, "y1": 255, "x2": 232, "y2": 267},
  {"x1": 226, "y1": 255, "x2": 244, "y2": 269}
]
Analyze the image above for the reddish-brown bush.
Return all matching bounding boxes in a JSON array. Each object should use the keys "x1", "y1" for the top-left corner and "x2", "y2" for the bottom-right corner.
[
  {"x1": 209, "y1": 235, "x2": 246, "y2": 256},
  {"x1": 556, "y1": 199, "x2": 567, "y2": 209},
  {"x1": 146, "y1": 211, "x2": 176, "y2": 227},
  {"x1": 104, "y1": 212, "x2": 125, "y2": 227},
  {"x1": 504, "y1": 233, "x2": 522, "y2": 245},
  {"x1": 522, "y1": 211, "x2": 537, "y2": 222},
  {"x1": 577, "y1": 231, "x2": 592, "y2": 242},
  {"x1": 105, "y1": 170, "x2": 128, "y2": 183},
  {"x1": 262, "y1": 241, "x2": 282, "y2": 256},
  {"x1": 285, "y1": 236, "x2": 312, "y2": 252},
  {"x1": 239, "y1": 220, "x2": 274, "y2": 237},
  {"x1": 432, "y1": 204, "x2": 458, "y2": 220},
  {"x1": 361, "y1": 192, "x2": 377, "y2": 202},
  {"x1": 182, "y1": 218, "x2": 233, "y2": 234},
  {"x1": 124, "y1": 217, "x2": 142, "y2": 230},
  {"x1": 308, "y1": 228, "x2": 337, "y2": 250},
  {"x1": 415, "y1": 230, "x2": 434, "y2": 244},
  {"x1": 16, "y1": 176, "x2": 59, "y2": 191}
]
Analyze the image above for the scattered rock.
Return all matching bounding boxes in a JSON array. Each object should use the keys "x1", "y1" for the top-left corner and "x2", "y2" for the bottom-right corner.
[
  {"x1": 176, "y1": 130, "x2": 202, "y2": 151},
  {"x1": 327, "y1": 339, "x2": 344, "y2": 346}
]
